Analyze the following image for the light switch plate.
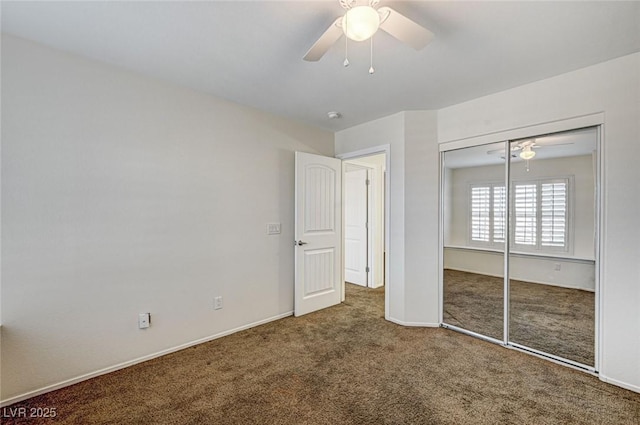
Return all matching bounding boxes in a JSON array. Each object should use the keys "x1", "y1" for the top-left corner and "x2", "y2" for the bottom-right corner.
[
  {"x1": 267, "y1": 223, "x2": 281, "y2": 235},
  {"x1": 214, "y1": 296, "x2": 223, "y2": 310}
]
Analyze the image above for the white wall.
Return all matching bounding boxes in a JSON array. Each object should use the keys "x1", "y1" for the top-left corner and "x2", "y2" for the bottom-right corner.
[
  {"x1": 403, "y1": 111, "x2": 440, "y2": 325},
  {"x1": 0, "y1": 35, "x2": 334, "y2": 403},
  {"x1": 438, "y1": 53, "x2": 640, "y2": 392},
  {"x1": 335, "y1": 111, "x2": 440, "y2": 326}
]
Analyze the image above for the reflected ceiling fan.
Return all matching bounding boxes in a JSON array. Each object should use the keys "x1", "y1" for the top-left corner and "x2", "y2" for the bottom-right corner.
[
  {"x1": 487, "y1": 139, "x2": 575, "y2": 157},
  {"x1": 487, "y1": 139, "x2": 574, "y2": 171},
  {"x1": 303, "y1": 0, "x2": 434, "y2": 73}
]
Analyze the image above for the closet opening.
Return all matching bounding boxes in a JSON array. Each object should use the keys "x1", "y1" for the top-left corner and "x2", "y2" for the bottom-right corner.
[{"x1": 440, "y1": 126, "x2": 600, "y2": 372}]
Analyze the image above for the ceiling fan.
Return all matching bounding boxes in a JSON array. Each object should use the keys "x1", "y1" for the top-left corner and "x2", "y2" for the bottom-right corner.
[
  {"x1": 303, "y1": 0, "x2": 434, "y2": 71},
  {"x1": 487, "y1": 139, "x2": 574, "y2": 171},
  {"x1": 487, "y1": 139, "x2": 575, "y2": 157}
]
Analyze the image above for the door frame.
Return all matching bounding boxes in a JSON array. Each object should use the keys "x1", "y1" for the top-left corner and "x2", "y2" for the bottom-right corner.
[
  {"x1": 343, "y1": 159, "x2": 386, "y2": 289},
  {"x1": 438, "y1": 113, "x2": 604, "y2": 373},
  {"x1": 337, "y1": 145, "x2": 390, "y2": 319}
]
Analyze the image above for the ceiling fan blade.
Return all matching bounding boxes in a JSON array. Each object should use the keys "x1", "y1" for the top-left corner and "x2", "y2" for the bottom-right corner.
[
  {"x1": 303, "y1": 17, "x2": 343, "y2": 61},
  {"x1": 487, "y1": 145, "x2": 521, "y2": 155},
  {"x1": 533, "y1": 142, "x2": 574, "y2": 148},
  {"x1": 487, "y1": 148, "x2": 506, "y2": 155},
  {"x1": 378, "y1": 7, "x2": 434, "y2": 50}
]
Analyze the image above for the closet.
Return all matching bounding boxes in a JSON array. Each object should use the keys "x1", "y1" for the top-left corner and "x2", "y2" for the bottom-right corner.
[{"x1": 441, "y1": 127, "x2": 599, "y2": 369}]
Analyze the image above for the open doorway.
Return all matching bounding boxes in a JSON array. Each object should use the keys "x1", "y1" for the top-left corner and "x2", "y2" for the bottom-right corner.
[
  {"x1": 342, "y1": 153, "x2": 387, "y2": 307},
  {"x1": 293, "y1": 148, "x2": 389, "y2": 318}
]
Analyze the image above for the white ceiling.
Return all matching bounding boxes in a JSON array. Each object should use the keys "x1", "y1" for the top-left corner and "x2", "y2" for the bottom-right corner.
[{"x1": 2, "y1": 1, "x2": 639, "y2": 131}]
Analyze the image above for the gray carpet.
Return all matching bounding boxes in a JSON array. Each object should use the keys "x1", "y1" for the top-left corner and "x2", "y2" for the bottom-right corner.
[
  {"x1": 443, "y1": 269, "x2": 595, "y2": 366},
  {"x1": 4, "y1": 283, "x2": 638, "y2": 425}
]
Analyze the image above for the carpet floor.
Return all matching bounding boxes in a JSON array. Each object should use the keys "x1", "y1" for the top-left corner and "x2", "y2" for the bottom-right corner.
[
  {"x1": 5, "y1": 283, "x2": 638, "y2": 425},
  {"x1": 443, "y1": 269, "x2": 594, "y2": 366}
]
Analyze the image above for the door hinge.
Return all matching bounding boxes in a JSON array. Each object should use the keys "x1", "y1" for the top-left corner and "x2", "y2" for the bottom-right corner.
[
  {"x1": 366, "y1": 266, "x2": 370, "y2": 273},
  {"x1": 366, "y1": 179, "x2": 370, "y2": 186}
]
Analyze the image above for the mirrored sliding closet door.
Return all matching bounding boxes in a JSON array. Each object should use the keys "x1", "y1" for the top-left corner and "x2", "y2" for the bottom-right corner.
[
  {"x1": 507, "y1": 128, "x2": 597, "y2": 368},
  {"x1": 442, "y1": 127, "x2": 598, "y2": 370},
  {"x1": 442, "y1": 142, "x2": 506, "y2": 342}
]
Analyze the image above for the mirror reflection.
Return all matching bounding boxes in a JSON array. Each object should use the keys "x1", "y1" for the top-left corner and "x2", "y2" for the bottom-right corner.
[
  {"x1": 442, "y1": 127, "x2": 597, "y2": 367},
  {"x1": 508, "y1": 128, "x2": 597, "y2": 366},
  {"x1": 443, "y1": 142, "x2": 506, "y2": 341}
]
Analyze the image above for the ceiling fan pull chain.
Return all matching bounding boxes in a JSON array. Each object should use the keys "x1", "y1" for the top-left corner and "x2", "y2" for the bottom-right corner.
[
  {"x1": 344, "y1": 14, "x2": 350, "y2": 67},
  {"x1": 369, "y1": 35, "x2": 375, "y2": 74}
]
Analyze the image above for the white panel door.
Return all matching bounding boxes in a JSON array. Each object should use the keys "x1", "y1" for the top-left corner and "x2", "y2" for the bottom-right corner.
[
  {"x1": 294, "y1": 152, "x2": 342, "y2": 317},
  {"x1": 344, "y1": 168, "x2": 368, "y2": 286}
]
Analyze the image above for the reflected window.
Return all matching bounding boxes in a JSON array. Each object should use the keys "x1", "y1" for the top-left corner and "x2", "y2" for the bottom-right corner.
[
  {"x1": 513, "y1": 178, "x2": 569, "y2": 252},
  {"x1": 469, "y1": 178, "x2": 570, "y2": 253},
  {"x1": 470, "y1": 183, "x2": 506, "y2": 246}
]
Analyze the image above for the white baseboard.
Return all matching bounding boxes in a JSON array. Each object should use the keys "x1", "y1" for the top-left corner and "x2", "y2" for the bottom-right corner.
[
  {"x1": 599, "y1": 374, "x2": 640, "y2": 394},
  {"x1": 387, "y1": 317, "x2": 440, "y2": 327},
  {"x1": 0, "y1": 311, "x2": 294, "y2": 407}
]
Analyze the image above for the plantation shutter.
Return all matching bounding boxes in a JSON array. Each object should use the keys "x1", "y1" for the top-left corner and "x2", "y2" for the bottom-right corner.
[
  {"x1": 541, "y1": 181, "x2": 567, "y2": 247},
  {"x1": 514, "y1": 184, "x2": 537, "y2": 246},
  {"x1": 470, "y1": 178, "x2": 569, "y2": 252},
  {"x1": 493, "y1": 186, "x2": 507, "y2": 243},
  {"x1": 471, "y1": 186, "x2": 491, "y2": 242}
]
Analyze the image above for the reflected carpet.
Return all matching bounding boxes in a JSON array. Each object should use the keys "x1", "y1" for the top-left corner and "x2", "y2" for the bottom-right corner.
[{"x1": 443, "y1": 269, "x2": 594, "y2": 365}]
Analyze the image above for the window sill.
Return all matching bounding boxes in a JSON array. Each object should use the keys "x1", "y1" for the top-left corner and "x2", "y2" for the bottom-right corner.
[{"x1": 444, "y1": 245, "x2": 595, "y2": 264}]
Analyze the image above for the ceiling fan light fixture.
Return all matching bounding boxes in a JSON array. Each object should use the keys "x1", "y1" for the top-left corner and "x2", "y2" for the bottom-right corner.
[
  {"x1": 343, "y1": 6, "x2": 380, "y2": 41},
  {"x1": 519, "y1": 146, "x2": 536, "y2": 160}
]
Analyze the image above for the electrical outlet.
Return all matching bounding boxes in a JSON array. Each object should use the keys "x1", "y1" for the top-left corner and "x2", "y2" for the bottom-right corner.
[
  {"x1": 214, "y1": 296, "x2": 223, "y2": 310},
  {"x1": 554, "y1": 263, "x2": 561, "y2": 271},
  {"x1": 138, "y1": 313, "x2": 150, "y2": 329}
]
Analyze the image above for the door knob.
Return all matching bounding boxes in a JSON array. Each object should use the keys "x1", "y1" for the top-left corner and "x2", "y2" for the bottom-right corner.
[{"x1": 296, "y1": 240, "x2": 308, "y2": 246}]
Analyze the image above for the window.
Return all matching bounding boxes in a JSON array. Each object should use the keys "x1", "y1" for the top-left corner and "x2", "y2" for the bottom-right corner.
[
  {"x1": 493, "y1": 186, "x2": 507, "y2": 243},
  {"x1": 513, "y1": 184, "x2": 537, "y2": 246},
  {"x1": 469, "y1": 183, "x2": 506, "y2": 247},
  {"x1": 470, "y1": 178, "x2": 570, "y2": 252},
  {"x1": 470, "y1": 186, "x2": 491, "y2": 242},
  {"x1": 540, "y1": 181, "x2": 568, "y2": 248}
]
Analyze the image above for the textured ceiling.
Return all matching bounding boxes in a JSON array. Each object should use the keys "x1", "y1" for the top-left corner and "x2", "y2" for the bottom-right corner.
[{"x1": 2, "y1": 1, "x2": 640, "y2": 131}]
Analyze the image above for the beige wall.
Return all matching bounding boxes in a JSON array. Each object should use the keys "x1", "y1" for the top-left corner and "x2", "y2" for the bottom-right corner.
[{"x1": 1, "y1": 35, "x2": 334, "y2": 402}]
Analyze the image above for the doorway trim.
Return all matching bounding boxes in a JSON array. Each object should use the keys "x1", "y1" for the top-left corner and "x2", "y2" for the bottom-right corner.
[
  {"x1": 337, "y1": 145, "x2": 391, "y2": 320},
  {"x1": 343, "y1": 159, "x2": 385, "y2": 289}
]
